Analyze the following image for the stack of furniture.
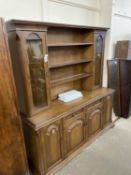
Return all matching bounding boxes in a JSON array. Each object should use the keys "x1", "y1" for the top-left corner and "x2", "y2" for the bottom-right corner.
[
  {"x1": 115, "y1": 40, "x2": 131, "y2": 59},
  {"x1": 0, "y1": 18, "x2": 29, "y2": 175},
  {"x1": 108, "y1": 40, "x2": 131, "y2": 118},
  {"x1": 7, "y1": 20, "x2": 114, "y2": 175}
]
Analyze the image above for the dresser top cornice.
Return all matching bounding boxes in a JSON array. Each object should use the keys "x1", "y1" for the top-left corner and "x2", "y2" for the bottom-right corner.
[{"x1": 6, "y1": 19, "x2": 109, "y2": 32}]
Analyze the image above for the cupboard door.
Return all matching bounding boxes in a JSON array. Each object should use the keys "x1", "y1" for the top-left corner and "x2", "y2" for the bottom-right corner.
[
  {"x1": 103, "y1": 96, "x2": 112, "y2": 127},
  {"x1": 26, "y1": 33, "x2": 48, "y2": 107},
  {"x1": 16, "y1": 31, "x2": 50, "y2": 115},
  {"x1": 87, "y1": 102, "x2": 103, "y2": 137},
  {"x1": 94, "y1": 31, "x2": 106, "y2": 88},
  {"x1": 42, "y1": 121, "x2": 62, "y2": 171},
  {"x1": 63, "y1": 110, "x2": 85, "y2": 156}
]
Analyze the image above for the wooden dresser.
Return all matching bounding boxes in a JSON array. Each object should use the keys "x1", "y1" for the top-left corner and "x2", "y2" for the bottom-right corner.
[
  {"x1": 7, "y1": 20, "x2": 114, "y2": 175},
  {"x1": 0, "y1": 18, "x2": 29, "y2": 175}
]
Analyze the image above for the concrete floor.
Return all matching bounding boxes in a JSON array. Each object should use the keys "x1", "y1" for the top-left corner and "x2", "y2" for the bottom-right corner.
[{"x1": 55, "y1": 117, "x2": 131, "y2": 175}]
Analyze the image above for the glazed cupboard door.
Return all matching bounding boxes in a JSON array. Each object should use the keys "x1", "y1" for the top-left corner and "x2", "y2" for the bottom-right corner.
[
  {"x1": 0, "y1": 19, "x2": 29, "y2": 175},
  {"x1": 63, "y1": 110, "x2": 85, "y2": 156},
  {"x1": 94, "y1": 31, "x2": 106, "y2": 88},
  {"x1": 86, "y1": 102, "x2": 103, "y2": 137},
  {"x1": 41, "y1": 121, "x2": 63, "y2": 172},
  {"x1": 15, "y1": 31, "x2": 50, "y2": 116}
]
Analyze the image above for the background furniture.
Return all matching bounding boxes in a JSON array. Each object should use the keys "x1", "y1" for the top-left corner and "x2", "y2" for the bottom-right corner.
[
  {"x1": 115, "y1": 40, "x2": 131, "y2": 59},
  {"x1": 108, "y1": 59, "x2": 131, "y2": 118},
  {"x1": 0, "y1": 18, "x2": 29, "y2": 175},
  {"x1": 108, "y1": 40, "x2": 131, "y2": 118},
  {"x1": 7, "y1": 20, "x2": 114, "y2": 175}
]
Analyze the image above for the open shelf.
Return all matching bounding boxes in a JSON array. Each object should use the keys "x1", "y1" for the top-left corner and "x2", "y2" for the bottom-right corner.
[
  {"x1": 50, "y1": 73, "x2": 92, "y2": 87},
  {"x1": 48, "y1": 42, "x2": 94, "y2": 47},
  {"x1": 49, "y1": 59, "x2": 93, "y2": 69}
]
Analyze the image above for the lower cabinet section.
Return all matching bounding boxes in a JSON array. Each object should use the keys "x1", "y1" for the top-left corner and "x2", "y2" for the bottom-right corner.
[{"x1": 23, "y1": 95, "x2": 113, "y2": 175}]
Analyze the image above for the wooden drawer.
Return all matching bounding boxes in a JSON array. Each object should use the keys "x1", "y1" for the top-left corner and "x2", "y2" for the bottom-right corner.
[{"x1": 88, "y1": 100, "x2": 103, "y2": 110}]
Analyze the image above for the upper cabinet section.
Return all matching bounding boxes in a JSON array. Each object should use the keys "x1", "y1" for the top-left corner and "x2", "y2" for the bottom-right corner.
[
  {"x1": 7, "y1": 29, "x2": 50, "y2": 117},
  {"x1": 6, "y1": 20, "x2": 108, "y2": 117}
]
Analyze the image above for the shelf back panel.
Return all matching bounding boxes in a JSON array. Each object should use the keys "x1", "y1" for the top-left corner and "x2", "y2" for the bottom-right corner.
[{"x1": 47, "y1": 28, "x2": 94, "y2": 45}]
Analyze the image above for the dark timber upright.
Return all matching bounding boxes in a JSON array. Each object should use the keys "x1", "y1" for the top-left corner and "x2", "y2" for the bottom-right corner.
[
  {"x1": 108, "y1": 59, "x2": 131, "y2": 118},
  {"x1": 0, "y1": 18, "x2": 29, "y2": 175}
]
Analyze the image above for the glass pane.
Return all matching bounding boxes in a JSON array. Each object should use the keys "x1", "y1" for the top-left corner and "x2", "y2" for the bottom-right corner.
[
  {"x1": 27, "y1": 33, "x2": 47, "y2": 107},
  {"x1": 95, "y1": 34, "x2": 103, "y2": 86}
]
